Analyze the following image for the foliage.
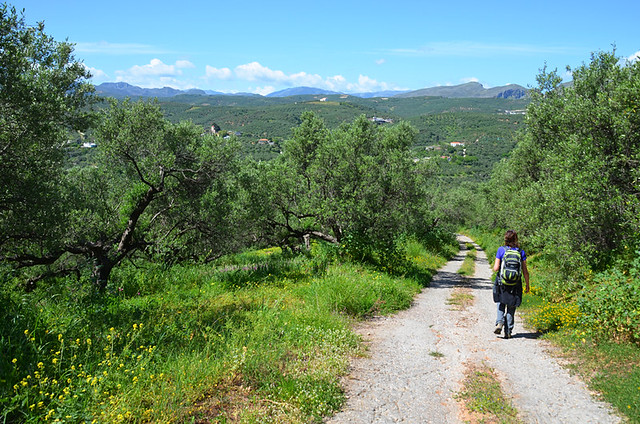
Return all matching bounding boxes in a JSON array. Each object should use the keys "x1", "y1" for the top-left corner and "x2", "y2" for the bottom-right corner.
[
  {"x1": 1, "y1": 239, "x2": 449, "y2": 423},
  {"x1": 3, "y1": 98, "x2": 247, "y2": 290},
  {"x1": 0, "y1": 4, "x2": 94, "y2": 261},
  {"x1": 577, "y1": 253, "x2": 640, "y2": 344},
  {"x1": 528, "y1": 301, "x2": 580, "y2": 332},
  {"x1": 251, "y1": 112, "x2": 441, "y2": 255},
  {"x1": 482, "y1": 50, "x2": 640, "y2": 276}
]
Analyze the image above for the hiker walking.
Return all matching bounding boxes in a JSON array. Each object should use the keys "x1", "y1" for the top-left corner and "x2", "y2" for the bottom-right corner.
[{"x1": 493, "y1": 230, "x2": 530, "y2": 338}]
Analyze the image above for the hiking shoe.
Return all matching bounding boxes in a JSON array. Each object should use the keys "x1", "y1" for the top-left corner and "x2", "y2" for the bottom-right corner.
[
  {"x1": 493, "y1": 323, "x2": 503, "y2": 334},
  {"x1": 504, "y1": 331, "x2": 512, "y2": 339}
]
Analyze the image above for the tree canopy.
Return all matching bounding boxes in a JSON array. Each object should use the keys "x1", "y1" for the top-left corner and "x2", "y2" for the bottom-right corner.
[
  {"x1": 482, "y1": 50, "x2": 640, "y2": 274},
  {"x1": 253, "y1": 112, "x2": 440, "y2": 263},
  {"x1": 0, "y1": 3, "x2": 94, "y2": 258}
]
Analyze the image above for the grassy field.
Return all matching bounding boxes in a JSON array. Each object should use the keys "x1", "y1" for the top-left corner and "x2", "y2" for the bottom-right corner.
[{"x1": 2, "y1": 238, "x2": 456, "y2": 423}]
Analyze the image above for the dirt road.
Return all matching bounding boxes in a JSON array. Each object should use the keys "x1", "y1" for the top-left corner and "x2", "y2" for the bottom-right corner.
[{"x1": 326, "y1": 235, "x2": 621, "y2": 423}]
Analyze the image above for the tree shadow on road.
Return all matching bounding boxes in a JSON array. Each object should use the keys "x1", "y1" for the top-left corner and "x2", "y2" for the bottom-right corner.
[{"x1": 429, "y1": 272, "x2": 492, "y2": 291}]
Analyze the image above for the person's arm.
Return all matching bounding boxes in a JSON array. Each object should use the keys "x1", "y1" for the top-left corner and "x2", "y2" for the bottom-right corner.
[
  {"x1": 522, "y1": 260, "x2": 530, "y2": 293},
  {"x1": 493, "y1": 246, "x2": 503, "y2": 272},
  {"x1": 493, "y1": 258, "x2": 501, "y2": 272}
]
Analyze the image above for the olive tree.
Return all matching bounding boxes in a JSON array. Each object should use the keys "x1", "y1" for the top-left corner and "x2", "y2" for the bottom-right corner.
[
  {"x1": 8, "y1": 99, "x2": 244, "y2": 290},
  {"x1": 256, "y1": 112, "x2": 434, "y2": 255},
  {"x1": 485, "y1": 50, "x2": 640, "y2": 274},
  {"x1": 0, "y1": 4, "x2": 94, "y2": 259}
]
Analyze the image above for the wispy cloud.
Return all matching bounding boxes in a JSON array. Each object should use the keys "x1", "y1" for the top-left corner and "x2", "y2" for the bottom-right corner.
[
  {"x1": 75, "y1": 41, "x2": 171, "y2": 55},
  {"x1": 460, "y1": 76, "x2": 480, "y2": 84},
  {"x1": 387, "y1": 41, "x2": 573, "y2": 57}
]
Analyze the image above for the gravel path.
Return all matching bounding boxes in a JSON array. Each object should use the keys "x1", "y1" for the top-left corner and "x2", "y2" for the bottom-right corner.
[{"x1": 326, "y1": 235, "x2": 621, "y2": 424}]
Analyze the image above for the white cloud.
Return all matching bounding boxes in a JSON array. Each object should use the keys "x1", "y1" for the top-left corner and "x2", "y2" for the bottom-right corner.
[
  {"x1": 123, "y1": 58, "x2": 190, "y2": 77},
  {"x1": 210, "y1": 61, "x2": 399, "y2": 94},
  {"x1": 206, "y1": 66, "x2": 233, "y2": 80},
  {"x1": 324, "y1": 75, "x2": 348, "y2": 91},
  {"x1": 628, "y1": 51, "x2": 640, "y2": 62},
  {"x1": 111, "y1": 59, "x2": 401, "y2": 94},
  {"x1": 376, "y1": 58, "x2": 386, "y2": 65},
  {"x1": 83, "y1": 64, "x2": 108, "y2": 82},
  {"x1": 355, "y1": 75, "x2": 389, "y2": 92},
  {"x1": 460, "y1": 77, "x2": 480, "y2": 84},
  {"x1": 235, "y1": 62, "x2": 288, "y2": 82},
  {"x1": 254, "y1": 86, "x2": 276, "y2": 96},
  {"x1": 176, "y1": 60, "x2": 195, "y2": 69},
  {"x1": 114, "y1": 59, "x2": 196, "y2": 89}
]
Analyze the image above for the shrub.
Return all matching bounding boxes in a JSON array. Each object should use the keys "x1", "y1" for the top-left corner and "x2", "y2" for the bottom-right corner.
[
  {"x1": 529, "y1": 301, "x2": 581, "y2": 332},
  {"x1": 578, "y1": 256, "x2": 640, "y2": 344}
]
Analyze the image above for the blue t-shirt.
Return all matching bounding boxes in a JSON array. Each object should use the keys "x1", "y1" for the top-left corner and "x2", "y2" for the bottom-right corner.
[{"x1": 496, "y1": 246, "x2": 526, "y2": 262}]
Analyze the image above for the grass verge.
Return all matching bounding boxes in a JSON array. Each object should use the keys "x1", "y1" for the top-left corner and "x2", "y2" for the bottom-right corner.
[
  {"x1": 457, "y1": 243, "x2": 477, "y2": 277},
  {"x1": 456, "y1": 362, "x2": 521, "y2": 424},
  {"x1": 518, "y1": 296, "x2": 640, "y2": 423}
]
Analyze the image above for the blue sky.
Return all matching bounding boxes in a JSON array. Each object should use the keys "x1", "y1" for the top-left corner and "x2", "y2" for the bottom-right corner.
[{"x1": 10, "y1": 0, "x2": 640, "y2": 95}]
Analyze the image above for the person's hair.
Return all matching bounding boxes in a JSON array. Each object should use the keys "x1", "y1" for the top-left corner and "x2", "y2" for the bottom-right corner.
[{"x1": 504, "y1": 230, "x2": 519, "y2": 248}]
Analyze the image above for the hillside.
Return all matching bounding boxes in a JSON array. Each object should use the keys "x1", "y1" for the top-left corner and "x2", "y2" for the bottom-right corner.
[
  {"x1": 89, "y1": 82, "x2": 531, "y2": 177},
  {"x1": 95, "y1": 81, "x2": 528, "y2": 100},
  {"x1": 156, "y1": 94, "x2": 529, "y2": 175},
  {"x1": 395, "y1": 82, "x2": 528, "y2": 99}
]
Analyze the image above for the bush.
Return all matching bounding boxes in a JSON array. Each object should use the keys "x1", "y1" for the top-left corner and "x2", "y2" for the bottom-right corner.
[
  {"x1": 528, "y1": 301, "x2": 581, "y2": 332},
  {"x1": 578, "y1": 256, "x2": 640, "y2": 344}
]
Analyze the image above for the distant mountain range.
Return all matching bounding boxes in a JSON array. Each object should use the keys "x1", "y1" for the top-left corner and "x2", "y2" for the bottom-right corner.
[
  {"x1": 95, "y1": 81, "x2": 528, "y2": 100},
  {"x1": 395, "y1": 82, "x2": 527, "y2": 99}
]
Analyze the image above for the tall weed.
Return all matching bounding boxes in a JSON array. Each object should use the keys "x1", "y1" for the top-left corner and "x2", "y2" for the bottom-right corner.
[{"x1": 2, "y1": 236, "x2": 448, "y2": 423}]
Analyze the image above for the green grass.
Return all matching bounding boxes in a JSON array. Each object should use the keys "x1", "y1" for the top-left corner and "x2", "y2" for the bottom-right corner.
[
  {"x1": 446, "y1": 290, "x2": 474, "y2": 311},
  {"x1": 1, "y1": 238, "x2": 453, "y2": 423},
  {"x1": 456, "y1": 362, "x2": 521, "y2": 423},
  {"x1": 530, "y1": 328, "x2": 640, "y2": 423},
  {"x1": 457, "y1": 243, "x2": 477, "y2": 277}
]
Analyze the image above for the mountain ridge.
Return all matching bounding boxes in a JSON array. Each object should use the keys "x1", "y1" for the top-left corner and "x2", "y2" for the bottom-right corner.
[
  {"x1": 95, "y1": 81, "x2": 528, "y2": 100},
  {"x1": 394, "y1": 82, "x2": 527, "y2": 99}
]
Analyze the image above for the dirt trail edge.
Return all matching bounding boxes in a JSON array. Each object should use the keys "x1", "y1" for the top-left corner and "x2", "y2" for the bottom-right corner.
[{"x1": 326, "y1": 235, "x2": 621, "y2": 424}]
